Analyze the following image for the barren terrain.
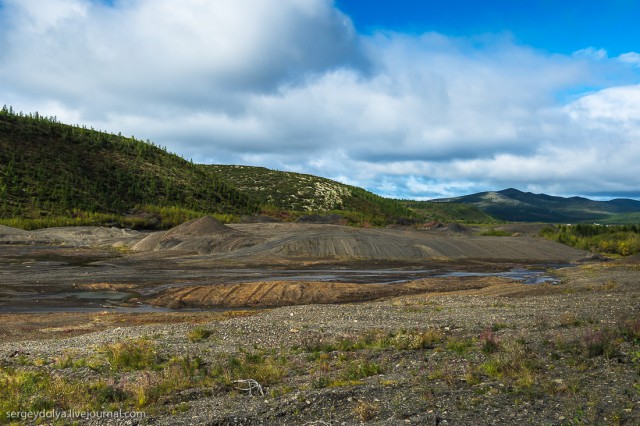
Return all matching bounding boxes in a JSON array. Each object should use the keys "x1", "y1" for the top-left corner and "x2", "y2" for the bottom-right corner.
[
  {"x1": 3, "y1": 219, "x2": 638, "y2": 425},
  {"x1": 0, "y1": 218, "x2": 586, "y2": 313}
]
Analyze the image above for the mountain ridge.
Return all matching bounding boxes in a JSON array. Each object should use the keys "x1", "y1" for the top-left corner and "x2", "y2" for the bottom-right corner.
[{"x1": 434, "y1": 188, "x2": 640, "y2": 223}]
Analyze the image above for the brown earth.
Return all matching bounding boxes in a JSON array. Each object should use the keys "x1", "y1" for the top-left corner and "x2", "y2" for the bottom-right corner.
[
  {"x1": 0, "y1": 219, "x2": 588, "y2": 314},
  {"x1": 147, "y1": 276, "x2": 507, "y2": 309}
]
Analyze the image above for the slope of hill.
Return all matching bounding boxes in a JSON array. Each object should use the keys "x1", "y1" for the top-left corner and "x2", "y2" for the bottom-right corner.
[
  {"x1": 0, "y1": 108, "x2": 418, "y2": 228},
  {"x1": 400, "y1": 200, "x2": 497, "y2": 224},
  {"x1": 0, "y1": 108, "x2": 259, "y2": 226},
  {"x1": 206, "y1": 165, "x2": 416, "y2": 225},
  {"x1": 436, "y1": 188, "x2": 640, "y2": 223}
]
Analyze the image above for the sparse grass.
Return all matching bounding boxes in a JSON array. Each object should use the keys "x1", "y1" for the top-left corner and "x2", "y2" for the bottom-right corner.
[
  {"x1": 212, "y1": 350, "x2": 289, "y2": 388},
  {"x1": 446, "y1": 336, "x2": 476, "y2": 355},
  {"x1": 295, "y1": 328, "x2": 445, "y2": 355},
  {"x1": 100, "y1": 338, "x2": 163, "y2": 372},
  {"x1": 187, "y1": 326, "x2": 213, "y2": 342},
  {"x1": 491, "y1": 322, "x2": 509, "y2": 332},
  {"x1": 559, "y1": 312, "x2": 584, "y2": 328},
  {"x1": 341, "y1": 361, "x2": 384, "y2": 381},
  {"x1": 2, "y1": 308, "x2": 639, "y2": 423},
  {"x1": 479, "y1": 340, "x2": 540, "y2": 390},
  {"x1": 390, "y1": 328, "x2": 445, "y2": 350},
  {"x1": 582, "y1": 329, "x2": 621, "y2": 358},
  {"x1": 619, "y1": 318, "x2": 640, "y2": 343},
  {"x1": 353, "y1": 400, "x2": 379, "y2": 422}
]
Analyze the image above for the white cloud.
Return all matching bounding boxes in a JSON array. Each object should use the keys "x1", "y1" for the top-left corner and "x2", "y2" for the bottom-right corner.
[
  {"x1": 573, "y1": 47, "x2": 608, "y2": 60},
  {"x1": 618, "y1": 52, "x2": 640, "y2": 67},
  {"x1": 1, "y1": 0, "x2": 364, "y2": 116},
  {"x1": 1, "y1": 0, "x2": 640, "y2": 199}
]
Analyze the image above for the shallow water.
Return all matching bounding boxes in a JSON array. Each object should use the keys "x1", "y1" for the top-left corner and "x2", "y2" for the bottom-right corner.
[{"x1": 0, "y1": 264, "x2": 566, "y2": 313}]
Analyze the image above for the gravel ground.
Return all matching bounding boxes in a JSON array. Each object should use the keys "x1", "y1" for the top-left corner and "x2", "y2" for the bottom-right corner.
[{"x1": 2, "y1": 262, "x2": 640, "y2": 425}]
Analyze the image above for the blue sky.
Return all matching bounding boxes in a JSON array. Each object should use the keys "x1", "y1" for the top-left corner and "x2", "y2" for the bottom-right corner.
[
  {"x1": 1, "y1": 0, "x2": 640, "y2": 200},
  {"x1": 338, "y1": 0, "x2": 640, "y2": 56}
]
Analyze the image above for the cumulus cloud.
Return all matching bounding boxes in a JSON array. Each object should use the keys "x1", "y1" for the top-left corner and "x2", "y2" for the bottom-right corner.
[
  {"x1": 1, "y1": 0, "x2": 364, "y2": 114},
  {"x1": 1, "y1": 0, "x2": 640, "y2": 199}
]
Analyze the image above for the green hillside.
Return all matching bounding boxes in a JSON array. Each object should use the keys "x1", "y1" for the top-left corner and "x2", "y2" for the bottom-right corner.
[
  {"x1": 400, "y1": 200, "x2": 497, "y2": 224},
  {"x1": 207, "y1": 165, "x2": 416, "y2": 225},
  {"x1": 0, "y1": 108, "x2": 420, "y2": 229},
  {"x1": 0, "y1": 107, "x2": 259, "y2": 228}
]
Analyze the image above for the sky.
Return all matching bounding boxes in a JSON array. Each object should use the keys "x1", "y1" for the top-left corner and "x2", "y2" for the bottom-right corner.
[{"x1": 1, "y1": 0, "x2": 640, "y2": 200}]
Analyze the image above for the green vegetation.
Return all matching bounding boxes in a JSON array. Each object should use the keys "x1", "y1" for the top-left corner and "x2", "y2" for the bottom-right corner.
[
  {"x1": 443, "y1": 188, "x2": 640, "y2": 223},
  {"x1": 2, "y1": 318, "x2": 640, "y2": 422},
  {"x1": 479, "y1": 227, "x2": 512, "y2": 236},
  {"x1": 0, "y1": 206, "x2": 236, "y2": 231},
  {"x1": 0, "y1": 107, "x2": 421, "y2": 229},
  {"x1": 100, "y1": 338, "x2": 162, "y2": 372},
  {"x1": 401, "y1": 200, "x2": 497, "y2": 224},
  {"x1": 541, "y1": 224, "x2": 640, "y2": 256},
  {"x1": 0, "y1": 107, "x2": 258, "y2": 227},
  {"x1": 208, "y1": 165, "x2": 417, "y2": 226},
  {"x1": 187, "y1": 326, "x2": 213, "y2": 343},
  {"x1": 7, "y1": 106, "x2": 636, "y2": 231}
]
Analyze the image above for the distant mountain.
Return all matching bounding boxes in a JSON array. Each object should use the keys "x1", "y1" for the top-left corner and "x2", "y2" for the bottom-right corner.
[{"x1": 435, "y1": 188, "x2": 640, "y2": 223}]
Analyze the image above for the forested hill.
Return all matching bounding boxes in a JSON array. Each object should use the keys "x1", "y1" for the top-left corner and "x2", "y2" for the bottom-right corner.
[
  {"x1": 0, "y1": 108, "x2": 417, "y2": 228},
  {"x1": 0, "y1": 107, "x2": 259, "y2": 226}
]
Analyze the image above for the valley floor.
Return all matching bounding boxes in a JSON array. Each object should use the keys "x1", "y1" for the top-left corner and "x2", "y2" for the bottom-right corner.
[{"x1": 1, "y1": 261, "x2": 639, "y2": 425}]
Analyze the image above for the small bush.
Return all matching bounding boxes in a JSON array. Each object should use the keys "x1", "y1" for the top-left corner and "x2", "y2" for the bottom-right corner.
[
  {"x1": 582, "y1": 329, "x2": 620, "y2": 358},
  {"x1": 479, "y1": 340, "x2": 539, "y2": 389},
  {"x1": 187, "y1": 326, "x2": 212, "y2": 343},
  {"x1": 619, "y1": 318, "x2": 640, "y2": 343},
  {"x1": 480, "y1": 228, "x2": 511, "y2": 236},
  {"x1": 479, "y1": 328, "x2": 500, "y2": 354},
  {"x1": 446, "y1": 337, "x2": 475, "y2": 355},
  {"x1": 342, "y1": 361, "x2": 384, "y2": 381},
  {"x1": 559, "y1": 312, "x2": 583, "y2": 328},
  {"x1": 391, "y1": 329, "x2": 444, "y2": 350},
  {"x1": 100, "y1": 338, "x2": 162, "y2": 371},
  {"x1": 354, "y1": 400, "x2": 379, "y2": 422},
  {"x1": 213, "y1": 351, "x2": 288, "y2": 387}
]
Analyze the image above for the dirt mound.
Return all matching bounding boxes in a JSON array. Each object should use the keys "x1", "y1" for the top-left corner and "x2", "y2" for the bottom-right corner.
[
  {"x1": 0, "y1": 225, "x2": 141, "y2": 247},
  {"x1": 214, "y1": 225, "x2": 587, "y2": 263},
  {"x1": 131, "y1": 216, "x2": 260, "y2": 254},
  {"x1": 163, "y1": 216, "x2": 236, "y2": 238},
  {"x1": 147, "y1": 276, "x2": 505, "y2": 309},
  {"x1": 0, "y1": 225, "x2": 30, "y2": 237}
]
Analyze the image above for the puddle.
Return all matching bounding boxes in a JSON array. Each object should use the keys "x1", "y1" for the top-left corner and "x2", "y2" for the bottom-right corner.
[
  {"x1": 438, "y1": 268, "x2": 560, "y2": 285},
  {"x1": 20, "y1": 290, "x2": 137, "y2": 301}
]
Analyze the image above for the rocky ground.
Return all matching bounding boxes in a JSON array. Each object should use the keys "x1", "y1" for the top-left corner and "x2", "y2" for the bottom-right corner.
[
  {"x1": 0, "y1": 220, "x2": 636, "y2": 425},
  {"x1": 1, "y1": 260, "x2": 639, "y2": 425}
]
